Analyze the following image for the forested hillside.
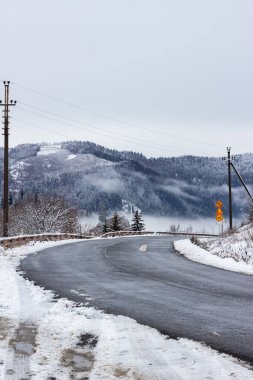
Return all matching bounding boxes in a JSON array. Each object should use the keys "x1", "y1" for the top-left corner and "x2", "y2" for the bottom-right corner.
[{"x1": 1, "y1": 141, "x2": 252, "y2": 218}]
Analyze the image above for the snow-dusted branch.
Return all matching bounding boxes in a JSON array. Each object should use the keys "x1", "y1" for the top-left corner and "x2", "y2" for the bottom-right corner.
[{"x1": 4, "y1": 195, "x2": 79, "y2": 236}]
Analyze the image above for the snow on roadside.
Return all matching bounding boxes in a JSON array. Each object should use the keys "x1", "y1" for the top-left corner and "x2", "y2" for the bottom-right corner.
[
  {"x1": 174, "y1": 238, "x2": 253, "y2": 275},
  {"x1": 174, "y1": 223, "x2": 253, "y2": 275},
  {"x1": 205, "y1": 223, "x2": 253, "y2": 265},
  {"x1": 0, "y1": 240, "x2": 252, "y2": 379}
]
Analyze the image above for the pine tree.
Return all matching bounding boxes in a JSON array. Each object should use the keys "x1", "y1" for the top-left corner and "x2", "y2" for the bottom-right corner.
[
  {"x1": 20, "y1": 188, "x2": 24, "y2": 200},
  {"x1": 8, "y1": 192, "x2": 13, "y2": 206},
  {"x1": 34, "y1": 192, "x2": 39, "y2": 206},
  {"x1": 110, "y1": 212, "x2": 121, "y2": 232},
  {"x1": 102, "y1": 219, "x2": 109, "y2": 234},
  {"x1": 131, "y1": 210, "x2": 145, "y2": 231}
]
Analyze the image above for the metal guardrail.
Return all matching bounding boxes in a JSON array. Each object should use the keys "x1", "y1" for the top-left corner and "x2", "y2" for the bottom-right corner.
[
  {"x1": 101, "y1": 230, "x2": 219, "y2": 238},
  {"x1": 101, "y1": 231, "x2": 155, "y2": 238},
  {"x1": 0, "y1": 230, "x2": 218, "y2": 249},
  {"x1": 0, "y1": 233, "x2": 91, "y2": 249},
  {"x1": 155, "y1": 231, "x2": 219, "y2": 237}
]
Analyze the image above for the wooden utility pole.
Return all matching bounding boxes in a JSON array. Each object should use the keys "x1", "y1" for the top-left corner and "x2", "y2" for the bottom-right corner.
[
  {"x1": 222, "y1": 147, "x2": 253, "y2": 231},
  {"x1": 227, "y1": 147, "x2": 233, "y2": 230},
  {"x1": 0, "y1": 81, "x2": 16, "y2": 237},
  {"x1": 222, "y1": 147, "x2": 235, "y2": 231}
]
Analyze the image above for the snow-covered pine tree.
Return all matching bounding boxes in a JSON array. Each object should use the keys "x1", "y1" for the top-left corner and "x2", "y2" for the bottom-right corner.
[
  {"x1": 102, "y1": 218, "x2": 109, "y2": 234},
  {"x1": 131, "y1": 210, "x2": 145, "y2": 231},
  {"x1": 110, "y1": 212, "x2": 121, "y2": 232}
]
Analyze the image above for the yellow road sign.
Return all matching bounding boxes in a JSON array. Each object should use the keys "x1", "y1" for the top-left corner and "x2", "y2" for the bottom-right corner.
[
  {"x1": 216, "y1": 214, "x2": 223, "y2": 222},
  {"x1": 216, "y1": 200, "x2": 223, "y2": 208},
  {"x1": 216, "y1": 208, "x2": 223, "y2": 216}
]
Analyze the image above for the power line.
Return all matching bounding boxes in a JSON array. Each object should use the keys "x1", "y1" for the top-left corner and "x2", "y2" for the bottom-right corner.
[
  {"x1": 18, "y1": 101, "x2": 165, "y2": 145},
  {"x1": 13, "y1": 114, "x2": 209, "y2": 156},
  {"x1": 12, "y1": 117, "x2": 73, "y2": 140},
  {"x1": 16, "y1": 105, "x2": 208, "y2": 155},
  {"x1": 12, "y1": 81, "x2": 224, "y2": 148},
  {"x1": 17, "y1": 103, "x2": 208, "y2": 155}
]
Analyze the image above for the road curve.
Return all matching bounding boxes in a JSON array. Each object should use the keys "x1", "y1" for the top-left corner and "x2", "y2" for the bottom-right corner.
[{"x1": 20, "y1": 236, "x2": 253, "y2": 363}]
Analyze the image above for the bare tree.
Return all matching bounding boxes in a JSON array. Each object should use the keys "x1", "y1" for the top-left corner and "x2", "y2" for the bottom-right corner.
[
  {"x1": 169, "y1": 224, "x2": 180, "y2": 233},
  {"x1": 8, "y1": 195, "x2": 78, "y2": 236}
]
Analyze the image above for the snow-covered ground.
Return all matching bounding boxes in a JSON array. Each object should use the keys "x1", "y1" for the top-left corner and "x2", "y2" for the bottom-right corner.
[
  {"x1": 175, "y1": 239, "x2": 253, "y2": 275},
  {"x1": 66, "y1": 154, "x2": 77, "y2": 160},
  {"x1": 10, "y1": 161, "x2": 30, "y2": 183},
  {"x1": 175, "y1": 223, "x2": 253, "y2": 275},
  {"x1": 204, "y1": 224, "x2": 253, "y2": 264},
  {"x1": 37, "y1": 144, "x2": 62, "y2": 156},
  {"x1": 1, "y1": 240, "x2": 252, "y2": 379}
]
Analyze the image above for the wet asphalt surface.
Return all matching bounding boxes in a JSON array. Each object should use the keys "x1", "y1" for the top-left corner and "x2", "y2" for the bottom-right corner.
[{"x1": 20, "y1": 236, "x2": 253, "y2": 364}]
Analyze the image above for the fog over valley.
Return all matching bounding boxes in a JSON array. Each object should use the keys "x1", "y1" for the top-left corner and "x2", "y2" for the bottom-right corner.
[{"x1": 2, "y1": 141, "x2": 250, "y2": 234}]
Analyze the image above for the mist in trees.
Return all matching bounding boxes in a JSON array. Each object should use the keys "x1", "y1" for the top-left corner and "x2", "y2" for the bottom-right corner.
[
  {"x1": 4, "y1": 141, "x2": 253, "y2": 220},
  {"x1": 89, "y1": 213, "x2": 130, "y2": 236}
]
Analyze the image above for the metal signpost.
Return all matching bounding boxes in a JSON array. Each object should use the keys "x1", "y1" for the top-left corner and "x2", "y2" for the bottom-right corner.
[{"x1": 215, "y1": 200, "x2": 224, "y2": 235}]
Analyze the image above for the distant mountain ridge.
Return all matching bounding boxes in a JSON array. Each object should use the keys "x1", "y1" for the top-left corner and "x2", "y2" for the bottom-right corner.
[{"x1": 1, "y1": 141, "x2": 252, "y2": 218}]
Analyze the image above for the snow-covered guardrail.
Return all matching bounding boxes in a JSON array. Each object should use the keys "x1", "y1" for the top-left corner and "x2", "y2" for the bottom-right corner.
[
  {"x1": 101, "y1": 230, "x2": 219, "y2": 238},
  {"x1": 155, "y1": 231, "x2": 219, "y2": 237},
  {"x1": 1, "y1": 231, "x2": 218, "y2": 247},
  {"x1": 0, "y1": 233, "x2": 91, "y2": 248},
  {"x1": 101, "y1": 231, "x2": 155, "y2": 238}
]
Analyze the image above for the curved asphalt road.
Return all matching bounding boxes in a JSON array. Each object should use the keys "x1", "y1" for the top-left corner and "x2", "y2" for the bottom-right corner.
[{"x1": 20, "y1": 236, "x2": 253, "y2": 363}]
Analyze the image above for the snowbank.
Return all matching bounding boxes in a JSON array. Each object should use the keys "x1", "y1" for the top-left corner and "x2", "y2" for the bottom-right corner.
[
  {"x1": 204, "y1": 224, "x2": 253, "y2": 265},
  {"x1": 175, "y1": 228, "x2": 253, "y2": 275},
  {"x1": 175, "y1": 238, "x2": 253, "y2": 275},
  {"x1": 0, "y1": 240, "x2": 252, "y2": 379}
]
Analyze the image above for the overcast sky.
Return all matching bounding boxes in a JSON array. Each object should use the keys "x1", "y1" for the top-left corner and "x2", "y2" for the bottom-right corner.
[{"x1": 0, "y1": 0, "x2": 253, "y2": 157}]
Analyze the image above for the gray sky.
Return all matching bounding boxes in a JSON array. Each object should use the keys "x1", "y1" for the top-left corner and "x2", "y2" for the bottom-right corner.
[{"x1": 0, "y1": 0, "x2": 253, "y2": 157}]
